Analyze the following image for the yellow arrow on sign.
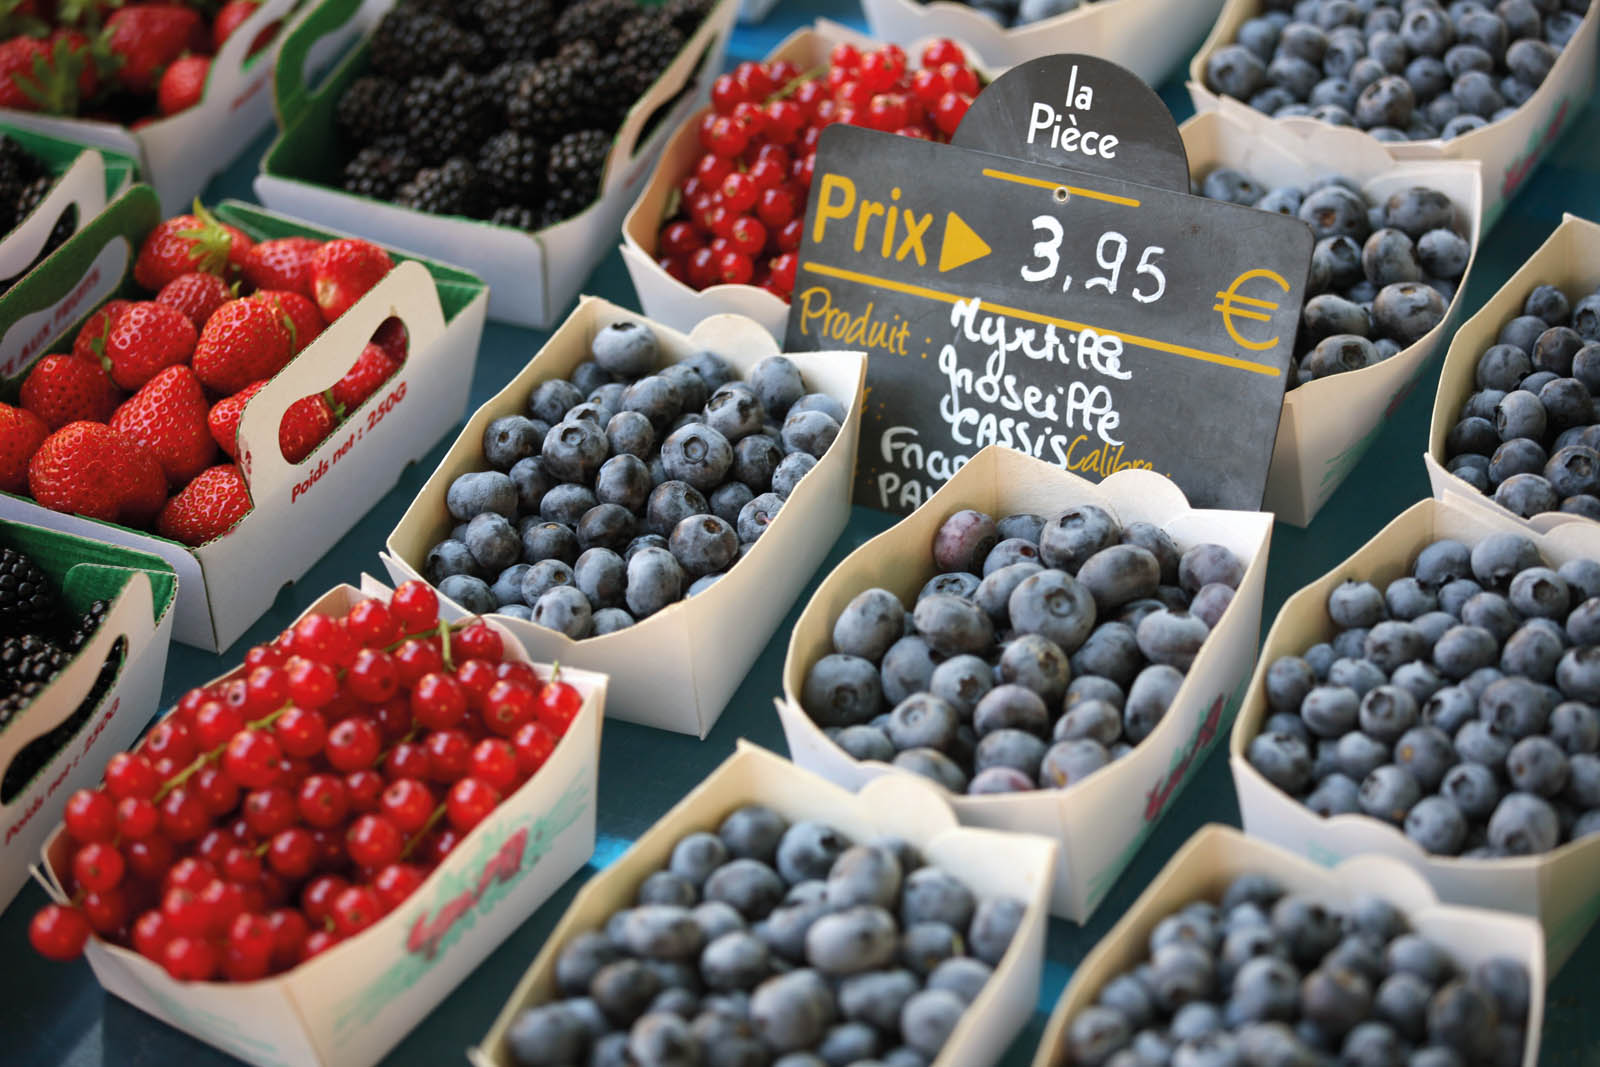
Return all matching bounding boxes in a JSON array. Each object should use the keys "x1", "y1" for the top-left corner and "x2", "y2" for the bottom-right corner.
[{"x1": 938, "y1": 211, "x2": 990, "y2": 273}]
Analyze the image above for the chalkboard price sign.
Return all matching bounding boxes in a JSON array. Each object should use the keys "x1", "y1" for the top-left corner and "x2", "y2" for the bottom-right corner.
[{"x1": 782, "y1": 124, "x2": 1315, "y2": 515}]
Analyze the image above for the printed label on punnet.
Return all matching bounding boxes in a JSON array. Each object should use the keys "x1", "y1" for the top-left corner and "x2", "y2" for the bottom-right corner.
[{"x1": 782, "y1": 124, "x2": 1314, "y2": 514}]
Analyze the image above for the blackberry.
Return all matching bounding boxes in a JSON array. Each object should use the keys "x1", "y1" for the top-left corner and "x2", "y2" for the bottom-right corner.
[
  {"x1": 474, "y1": 0, "x2": 554, "y2": 62},
  {"x1": 614, "y1": 12, "x2": 685, "y2": 99},
  {"x1": 660, "y1": 0, "x2": 713, "y2": 35},
  {"x1": 1, "y1": 636, "x2": 124, "y2": 804},
  {"x1": 67, "y1": 599, "x2": 109, "y2": 653},
  {"x1": 0, "y1": 546, "x2": 57, "y2": 632},
  {"x1": 335, "y1": 75, "x2": 405, "y2": 148},
  {"x1": 507, "y1": 47, "x2": 600, "y2": 140},
  {"x1": 0, "y1": 134, "x2": 42, "y2": 233},
  {"x1": 368, "y1": 9, "x2": 487, "y2": 80},
  {"x1": 477, "y1": 130, "x2": 545, "y2": 205},
  {"x1": 0, "y1": 633, "x2": 68, "y2": 698},
  {"x1": 543, "y1": 128, "x2": 611, "y2": 225},
  {"x1": 404, "y1": 65, "x2": 496, "y2": 164},
  {"x1": 395, "y1": 156, "x2": 486, "y2": 218},
  {"x1": 490, "y1": 203, "x2": 540, "y2": 231},
  {"x1": 485, "y1": 58, "x2": 539, "y2": 101},
  {"x1": 342, "y1": 139, "x2": 421, "y2": 201},
  {"x1": 553, "y1": 0, "x2": 636, "y2": 47}
]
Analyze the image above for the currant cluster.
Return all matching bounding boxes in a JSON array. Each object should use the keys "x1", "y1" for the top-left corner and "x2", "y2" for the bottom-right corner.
[
  {"x1": 27, "y1": 579, "x2": 583, "y2": 982},
  {"x1": 653, "y1": 39, "x2": 981, "y2": 300}
]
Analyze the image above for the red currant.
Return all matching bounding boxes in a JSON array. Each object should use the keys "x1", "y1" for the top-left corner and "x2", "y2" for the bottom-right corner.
[
  {"x1": 73, "y1": 841, "x2": 125, "y2": 893},
  {"x1": 830, "y1": 42, "x2": 862, "y2": 71},
  {"x1": 372, "y1": 863, "x2": 426, "y2": 910},
  {"x1": 511, "y1": 720, "x2": 557, "y2": 776},
  {"x1": 194, "y1": 700, "x2": 246, "y2": 750},
  {"x1": 390, "y1": 580, "x2": 440, "y2": 634},
  {"x1": 222, "y1": 845, "x2": 263, "y2": 884},
  {"x1": 244, "y1": 665, "x2": 289, "y2": 716},
  {"x1": 132, "y1": 909, "x2": 171, "y2": 961},
  {"x1": 703, "y1": 115, "x2": 749, "y2": 158},
  {"x1": 161, "y1": 886, "x2": 212, "y2": 938},
  {"x1": 345, "y1": 597, "x2": 398, "y2": 647},
  {"x1": 536, "y1": 680, "x2": 583, "y2": 730},
  {"x1": 196, "y1": 827, "x2": 234, "y2": 866},
  {"x1": 459, "y1": 621, "x2": 505, "y2": 661},
  {"x1": 922, "y1": 38, "x2": 965, "y2": 68},
  {"x1": 159, "y1": 787, "x2": 210, "y2": 842},
  {"x1": 274, "y1": 706, "x2": 328, "y2": 758},
  {"x1": 940, "y1": 62, "x2": 978, "y2": 97},
  {"x1": 718, "y1": 250, "x2": 753, "y2": 285},
  {"x1": 770, "y1": 252, "x2": 798, "y2": 293},
  {"x1": 454, "y1": 658, "x2": 499, "y2": 708},
  {"x1": 482, "y1": 679, "x2": 538, "y2": 736},
  {"x1": 332, "y1": 886, "x2": 383, "y2": 937},
  {"x1": 223, "y1": 729, "x2": 283, "y2": 789},
  {"x1": 267, "y1": 827, "x2": 317, "y2": 879},
  {"x1": 710, "y1": 71, "x2": 746, "y2": 113},
  {"x1": 371, "y1": 696, "x2": 412, "y2": 740},
  {"x1": 384, "y1": 740, "x2": 433, "y2": 781},
  {"x1": 380, "y1": 778, "x2": 436, "y2": 833},
  {"x1": 126, "y1": 836, "x2": 176, "y2": 882},
  {"x1": 115, "y1": 796, "x2": 159, "y2": 839},
  {"x1": 346, "y1": 814, "x2": 404, "y2": 868},
  {"x1": 223, "y1": 913, "x2": 275, "y2": 981},
  {"x1": 300, "y1": 874, "x2": 349, "y2": 924},
  {"x1": 325, "y1": 716, "x2": 382, "y2": 772},
  {"x1": 446, "y1": 777, "x2": 501, "y2": 833},
  {"x1": 243, "y1": 786, "x2": 296, "y2": 837},
  {"x1": 297, "y1": 774, "x2": 349, "y2": 829},
  {"x1": 266, "y1": 907, "x2": 309, "y2": 969},
  {"x1": 729, "y1": 216, "x2": 767, "y2": 256},
  {"x1": 346, "y1": 648, "x2": 399, "y2": 703},
  {"x1": 64, "y1": 789, "x2": 117, "y2": 843},
  {"x1": 302, "y1": 929, "x2": 341, "y2": 960},
  {"x1": 469, "y1": 738, "x2": 520, "y2": 792},
  {"x1": 161, "y1": 935, "x2": 217, "y2": 981},
  {"x1": 345, "y1": 768, "x2": 385, "y2": 813},
  {"x1": 933, "y1": 91, "x2": 971, "y2": 136},
  {"x1": 164, "y1": 856, "x2": 217, "y2": 894},
  {"x1": 285, "y1": 656, "x2": 338, "y2": 708},
  {"x1": 104, "y1": 752, "x2": 160, "y2": 800},
  {"x1": 423, "y1": 729, "x2": 473, "y2": 782},
  {"x1": 30, "y1": 904, "x2": 91, "y2": 961},
  {"x1": 393, "y1": 638, "x2": 443, "y2": 687},
  {"x1": 720, "y1": 171, "x2": 757, "y2": 213},
  {"x1": 194, "y1": 765, "x2": 241, "y2": 816},
  {"x1": 199, "y1": 878, "x2": 247, "y2": 934},
  {"x1": 660, "y1": 220, "x2": 702, "y2": 258},
  {"x1": 411, "y1": 672, "x2": 468, "y2": 730}
]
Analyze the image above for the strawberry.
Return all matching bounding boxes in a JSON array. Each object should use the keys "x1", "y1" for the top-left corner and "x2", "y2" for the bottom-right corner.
[
  {"x1": 370, "y1": 315, "x2": 409, "y2": 363},
  {"x1": 109, "y1": 364, "x2": 217, "y2": 486},
  {"x1": 134, "y1": 206, "x2": 254, "y2": 291},
  {"x1": 213, "y1": 0, "x2": 277, "y2": 54},
  {"x1": 0, "y1": 37, "x2": 51, "y2": 112},
  {"x1": 29, "y1": 421, "x2": 168, "y2": 526},
  {"x1": 0, "y1": 402, "x2": 47, "y2": 493},
  {"x1": 71, "y1": 299, "x2": 133, "y2": 364},
  {"x1": 206, "y1": 379, "x2": 264, "y2": 459},
  {"x1": 279, "y1": 394, "x2": 335, "y2": 463},
  {"x1": 106, "y1": 4, "x2": 207, "y2": 95},
  {"x1": 330, "y1": 342, "x2": 399, "y2": 412},
  {"x1": 156, "y1": 271, "x2": 232, "y2": 330},
  {"x1": 241, "y1": 236, "x2": 319, "y2": 298},
  {"x1": 309, "y1": 239, "x2": 393, "y2": 321},
  {"x1": 192, "y1": 297, "x2": 292, "y2": 394},
  {"x1": 19, "y1": 353, "x2": 123, "y2": 429},
  {"x1": 156, "y1": 53, "x2": 208, "y2": 116},
  {"x1": 0, "y1": 32, "x2": 94, "y2": 114},
  {"x1": 251, "y1": 289, "x2": 323, "y2": 354},
  {"x1": 102, "y1": 300, "x2": 197, "y2": 391},
  {"x1": 156, "y1": 463, "x2": 251, "y2": 547}
]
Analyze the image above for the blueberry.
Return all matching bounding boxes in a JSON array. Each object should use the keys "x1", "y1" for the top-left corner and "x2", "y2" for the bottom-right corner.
[
  {"x1": 1307, "y1": 773, "x2": 1362, "y2": 815},
  {"x1": 588, "y1": 320, "x2": 657, "y2": 378},
  {"x1": 735, "y1": 492, "x2": 784, "y2": 544},
  {"x1": 1203, "y1": 167, "x2": 1269, "y2": 206},
  {"x1": 744, "y1": 356, "x2": 803, "y2": 419},
  {"x1": 1248, "y1": 732, "x2": 1315, "y2": 794},
  {"x1": 780, "y1": 410, "x2": 839, "y2": 460},
  {"x1": 704, "y1": 385, "x2": 766, "y2": 442},
  {"x1": 1039, "y1": 737, "x2": 1111, "y2": 788},
  {"x1": 982, "y1": 538, "x2": 1042, "y2": 576},
  {"x1": 1207, "y1": 43, "x2": 1268, "y2": 98},
  {"x1": 533, "y1": 585, "x2": 593, "y2": 638},
  {"x1": 1471, "y1": 957, "x2": 1529, "y2": 1026},
  {"x1": 1425, "y1": 979, "x2": 1498, "y2": 1059},
  {"x1": 1387, "y1": 934, "x2": 1454, "y2": 988},
  {"x1": 1360, "y1": 764, "x2": 1422, "y2": 824},
  {"x1": 704, "y1": 859, "x2": 787, "y2": 921},
  {"x1": 425, "y1": 537, "x2": 482, "y2": 585},
  {"x1": 1486, "y1": 791, "x2": 1560, "y2": 853},
  {"x1": 802, "y1": 654, "x2": 882, "y2": 728},
  {"x1": 1054, "y1": 700, "x2": 1122, "y2": 747},
  {"x1": 972, "y1": 564, "x2": 1042, "y2": 629},
  {"x1": 749, "y1": 970, "x2": 835, "y2": 1053},
  {"x1": 897, "y1": 987, "x2": 966, "y2": 1058},
  {"x1": 1506, "y1": 735, "x2": 1569, "y2": 795},
  {"x1": 1557, "y1": 644, "x2": 1600, "y2": 701},
  {"x1": 886, "y1": 693, "x2": 960, "y2": 752},
  {"x1": 1404, "y1": 795, "x2": 1468, "y2": 854},
  {"x1": 507, "y1": 1002, "x2": 589, "y2": 1065},
  {"x1": 925, "y1": 508, "x2": 999, "y2": 575},
  {"x1": 1394, "y1": 726, "x2": 1456, "y2": 791},
  {"x1": 577, "y1": 502, "x2": 637, "y2": 553},
  {"x1": 838, "y1": 969, "x2": 920, "y2": 1032},
  {"x1": 540, "y1": 483, "x2": 597, "y2": 528},
  {"x1": 668, "y1": 514, "x2": 737, "y2": 579},
  {"x1": 447, "y1": 469, "x2": 517, "y2": 521},
  {"x1": 1359, "y1": 686, "x2": 1420, "y2": 742},
  {"x1": 1550, "y1": 701, "x2": 1599, "y2": 754}
]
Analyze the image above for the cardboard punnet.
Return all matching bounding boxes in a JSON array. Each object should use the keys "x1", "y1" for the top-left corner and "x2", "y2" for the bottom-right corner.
[
  {"x1": 1426, "y1": 213, "x2": 1600, "y2": 534},
  {"x1": 0, "y1": 0, "x2": 327, "y2": 215},
  {"x1": 1029, "y1": 825, "x2": 1547, "y2": 1067},
  {"x1": 1188, "y1": 0, "x2": 1598, "y2": 230},
  {"x1": 1178, "y1": 110, "x2": 1484, "y2": 527},
  {"x1": 621, "y1": 21, "x2": 994, "y2": 340},
  {"x1": 862, "y1": 0, "x2": 1222, "y2": 82},
  {"x1": 470, "y1": 741, "x2": 1057, "y2": 1067},
  {"x1": 0, "y1": 186, "x2": 490, "y2": 651},
  {"x1": 35, "y1": 578, "x2": 607, "y2": 1067},
  {"x1": 777, "y1": 446, "x2": 1274, "y2": 921},
  {"x1": 0, "y1": 520, "x2": 175, "y2": 907},
  {"x1": 382, "y1": 296, "x2": 866, "y2": 737},
  {"x1": 0, "y1": 126, "x2": 140, "y2": 290},
  {"x1": 1231, "y1": 498, "x2": 1600, "y2": 970},
  {"x1": 257, "y1": 0, "x2": 738, "y2": 328}
]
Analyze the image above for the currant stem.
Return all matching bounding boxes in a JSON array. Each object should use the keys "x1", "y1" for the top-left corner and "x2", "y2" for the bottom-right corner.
[
  {"x1": 766, "y1": 64, "x2": 826, "y2": 103},
  {"x1": 400, "y1": 803, "x2": 448, "y2": 861}
]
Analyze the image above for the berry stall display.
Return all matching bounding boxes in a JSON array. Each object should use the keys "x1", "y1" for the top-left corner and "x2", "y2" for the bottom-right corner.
[
  {"x1": 650, "y1": 38, "x2": 982, "y2": 300},
  {"x1": 1196, "y1": 170, "x2": 1469, "y2": 389},
  {"x1": 27, "y1": 579, "x2": 585, "y2": 979},
  {"x1": 797, "y1": 505, "x2": 1246, "y2": 797},
  {"x1": 328, "y1": 0, "x2": 718, "y2": 230},
  {"x1": 0, "y1": 0, "x2": 280, "y2": 121},
  {"x1": 1, "y1": 204, "x2": 403, "y2": 547},
  {"x1": 422, "y1": 320, "x2": 846, "y2": 636},
  {"x1": 1245, "y1": 529, "x2": 1600, "y2": 859},
  {"x1": 1440, "y1": 277, "x2": 1600, "y2": 520},
  {"x1": 1053, "y1": 865, "x2": 1533, "y2": 1065},
  {"x1": 1200, "y1": 0, "x2": 1592, "y2": 141}
]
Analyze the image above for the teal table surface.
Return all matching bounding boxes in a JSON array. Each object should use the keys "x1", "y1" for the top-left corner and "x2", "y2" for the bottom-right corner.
[{"x1": 4, "y1": 0, "x2": 1600, "y2": 1062}]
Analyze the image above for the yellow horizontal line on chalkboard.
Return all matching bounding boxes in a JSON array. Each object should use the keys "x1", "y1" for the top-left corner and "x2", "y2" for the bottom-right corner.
[
  {"x1": 799, "y1": 261, "x2": 1281, "y2": 378},
  {"x1": 979, "y1": 168, "x2": 1141, "y2": 207}
]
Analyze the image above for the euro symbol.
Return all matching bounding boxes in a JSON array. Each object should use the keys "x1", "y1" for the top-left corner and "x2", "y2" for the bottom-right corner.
[{"x1": 1215, "y1": 269, "x2": 1291, "y2": 352}]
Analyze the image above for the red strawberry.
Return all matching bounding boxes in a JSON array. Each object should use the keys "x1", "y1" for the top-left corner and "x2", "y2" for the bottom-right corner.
[
  {"x1": 29, "y1": 421, "x2": 168, "y2": 526},
  {"x1": 251, "y1": 289, "x2": 323, "y2": 354},
  {"x1": 71, "y1": 299, "x2": 133, "y2": 364},
  {"x1": 330, "y1": 342, "x2": 399, "y2": 412},
  {"x1": 102, "y1": 300, "x2": 197, "y2": 391},
  {"x1": 156, "y1": 463, "x2": 252, "y2": 547},
  {"x1": 279, "y1": 394, "x2": 335, "y2": 463},
  {"x1": 109, "y1": 365, "x2": 217, "y2": 486},
  {"x1": 206, "y1": 379, "x2": 265, "y2": 459},
  {"x1": 157, "y1": 53, "x2": 208, "y2": 116},
  {"x1": 0, "y1": 33, "x2": 93, "y2": 114},
  {"x1": 192, "y1": 297, "x2": 292, "y2": 394},
  {"x1": 156, "y1": 271, "x2": 232, "y2": 330},
  {"x1": 309, "y1": 239, "x2": 393, "y2": 321},
  {"x1": 106, "y1": 4, "x2": 207, "y2": 95},
  {"x1": 241, "y1": 236, "x2": 319, "y2": 298},
  {"x1": 0, "y1": 402, "x2": 47, "y2": 493},
  {"x1": 134, "y1": 207, "x2": 254, "y2": 291},
  {"x1": 19, "y1": 353, "x2": 123, "y2": 429},
  {"x1": 213, "y1": 0, "x2": 278, "y2": 54},
  {"x1": 0, "y1": 38, "x2": 50, "y2": 112},
  {"x1": 370, "y1": 316, "x2": 409, "y2": 363}
]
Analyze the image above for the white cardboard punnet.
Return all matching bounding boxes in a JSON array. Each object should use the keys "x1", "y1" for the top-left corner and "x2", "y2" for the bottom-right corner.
[
  {"x1": 1425, "y1": 213, "x2": 1600, "y2": 534},
  {"x1": 862, "y1": 0, "x2": 1222, "y2": 82},
  {"x1": 1029, "y1": 825, "x2": 1546, "y2": 1067},
  {"x1": 1231, "y1": 498, "x2": 1600, "y2": 970},
  {"x1": 0, "y1": 193, "x2": 490, "y2": 652},
  {"x1": 258, "y1": 0, "x2": 737, "y2": 328},
  {"x1": 0, "y1": 530, "x2": 175, "y2": 907},
  {"x1": 470, "y1": 741, "x2": 1057, "y2": 1067},
  {"x1": 1179, "y1": 110, "x2": 1484, "y2": 527},
  {"x1": 1188, "y1": 0, "x2": 1598, "y2": 230},
  {"x1": 777, "y1": 445, "x2": 1274, "y2": 920},
  {"x1": 382, "y1": 296, "x2": 867, "y2": 737},
  {"x1": 0, "y1": 148, "x2": 106, "y2": 287},
  {"x1": 622, "y1": 21, "x2": 992, "y2": 341},
  {"x1": 37, "y1": 579, "x2": 607, "y2": 1067},
  {"x1": 0, "y1": 0, "x2": 317, "y2": 214}
]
